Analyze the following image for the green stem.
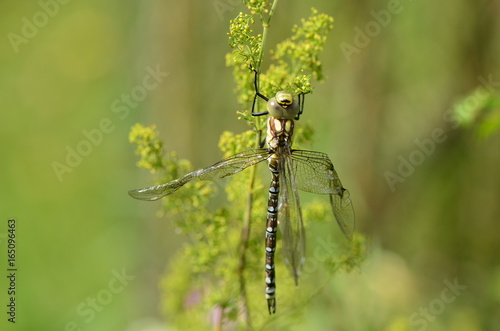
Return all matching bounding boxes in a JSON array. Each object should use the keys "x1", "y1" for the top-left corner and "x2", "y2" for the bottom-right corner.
[
  {"x1": 255, "y1": 0, "x2": 279, "y2": 73},
  {"x1": 237, "y1": 140, "x2": 262, "y2": 330},
  {"x1": 237, "y1": 170, "x2": 255, "y2": 330},
  {"x1": 253, "y1": 0, "x2": 279, "y2": 134}
]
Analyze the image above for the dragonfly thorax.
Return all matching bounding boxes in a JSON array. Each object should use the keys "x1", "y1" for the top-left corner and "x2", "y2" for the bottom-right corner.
[
  {"x1": 266, "y1": 117, "x2": 294, "y2": 150},
  {"x1": 266, "y1": 91, "x2": 299, "y2": 119}
]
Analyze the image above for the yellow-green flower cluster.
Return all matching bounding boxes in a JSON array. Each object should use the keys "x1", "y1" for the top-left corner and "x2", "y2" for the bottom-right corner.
[
  {"x1": 227, "y1": 7, "x2": 334, "y2": 129},
  {"x1": 129, "y1": 123, "x2": 165, "y2": 173},
  {"x1": 243, "y1": 0, "x2": 269, "y2": 16},
  {"x1": 274, "y1": 8, "x2": 334, "y2": 81}
]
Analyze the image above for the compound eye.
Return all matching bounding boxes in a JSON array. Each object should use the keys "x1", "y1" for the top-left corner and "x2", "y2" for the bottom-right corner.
[
  {"x1": 267, "y1": 98, "x2": 282, "y2": 118},
  {"x1": 266, "y1": 91, "x2": 299, "y2": 119}
]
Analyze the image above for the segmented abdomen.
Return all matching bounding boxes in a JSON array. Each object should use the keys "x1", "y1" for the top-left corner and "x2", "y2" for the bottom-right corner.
[{"x1": 265, "y1": 155, "x2": 279, "y2": 314}]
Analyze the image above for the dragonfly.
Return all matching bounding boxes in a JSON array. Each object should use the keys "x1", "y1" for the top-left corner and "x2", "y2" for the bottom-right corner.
[{"x1": 128, "y1": 72, "x2": 355, "y2": 314}]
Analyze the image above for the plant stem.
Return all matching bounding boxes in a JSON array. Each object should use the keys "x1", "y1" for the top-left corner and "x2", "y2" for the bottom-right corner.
[
  {"x1": 237, "y1": 157, "x2": 258, "y2": 330},
  {"x1": 237, "y1": 124, "x2": 266, "y2": 328},
  {"x1": 255, "y1": 0, "x2": 279, "y2": 73}
]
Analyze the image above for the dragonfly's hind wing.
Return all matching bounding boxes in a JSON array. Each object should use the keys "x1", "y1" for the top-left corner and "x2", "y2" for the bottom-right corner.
[
  {"x1": 291, "y1": 150, "x2": 355, "y2": 240},
  {"x1": 278, "y1": 152, "x2": 306, "y2": 284},
  {"x1": 129, "y1": 149, "x2": 270, "y2": 201},
  {"x1": 330, "y1": 189, "x2": 355, "y2": 240}
]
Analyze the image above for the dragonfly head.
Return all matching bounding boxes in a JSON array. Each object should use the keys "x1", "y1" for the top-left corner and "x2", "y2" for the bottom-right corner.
[{"x1": 267, "y1": 91, "x2": 299, "y2": 119}]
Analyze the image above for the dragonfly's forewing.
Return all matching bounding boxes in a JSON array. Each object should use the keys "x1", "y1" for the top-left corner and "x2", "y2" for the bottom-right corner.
[
  {"x1": 291, "y1": 149, "x2": 355, "y2": 240},
  {"x1": 278, "y1": 149, "x2": 306, "y2": 284},
  {"x1": 291, "y1": 150, "x2": 338, "y2": 194},
  {"x1": 129, "y1": 149, "x2": 270, "y2": 201}
]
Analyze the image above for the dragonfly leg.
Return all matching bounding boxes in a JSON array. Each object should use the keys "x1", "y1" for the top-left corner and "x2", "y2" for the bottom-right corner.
[
  {"x1": 252, "y1": 70, "x2": 270, "y2": 117},
  {"x1": 295, "y1": 92, "x2": 310, "y2": 120}
]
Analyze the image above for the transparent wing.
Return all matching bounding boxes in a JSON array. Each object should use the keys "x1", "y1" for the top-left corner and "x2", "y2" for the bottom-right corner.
[
  {"x1": 290, "y1": 149, "x2": 355, "y2": 240},
  {"x1": 330, "y1": 189, "x2": 355, "y2": 240},
  {"x1": 278, "y1": 149, "x2": 306, "y2": 284},
  {"x1": 129, "y1": 149, "x2": 270, "y2": 201}
]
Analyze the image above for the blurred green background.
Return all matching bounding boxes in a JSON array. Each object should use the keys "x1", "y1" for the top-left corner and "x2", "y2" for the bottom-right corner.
[{"x1": 0, "y1": 0, "x2": 499, "y2": 330}]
